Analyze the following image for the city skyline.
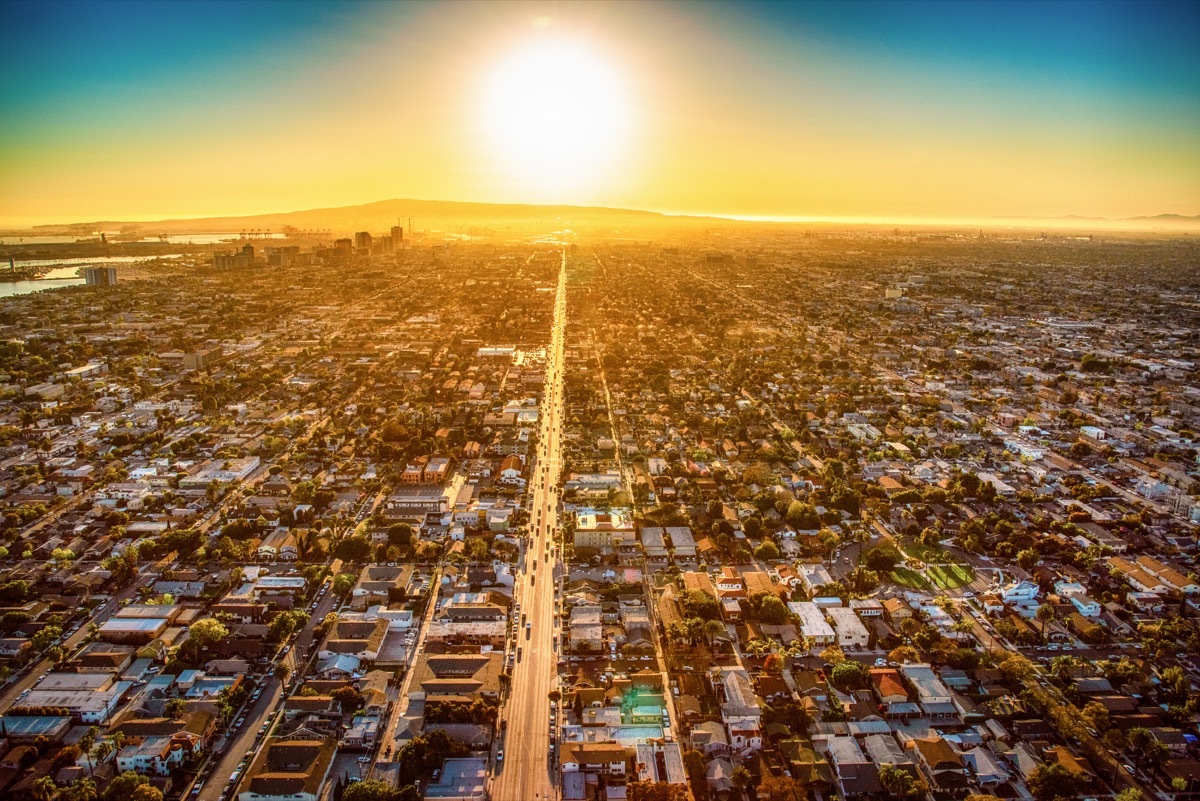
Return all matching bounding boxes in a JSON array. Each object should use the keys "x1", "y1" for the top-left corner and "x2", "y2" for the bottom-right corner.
[{"x1": 2, "y1": 0, "x2": 1198, "y2": 227}]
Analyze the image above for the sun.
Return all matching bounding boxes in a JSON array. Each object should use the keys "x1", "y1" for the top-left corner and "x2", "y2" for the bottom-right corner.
[{"x1": 481, "y1": 39, "x2": 631, "y2": 197}]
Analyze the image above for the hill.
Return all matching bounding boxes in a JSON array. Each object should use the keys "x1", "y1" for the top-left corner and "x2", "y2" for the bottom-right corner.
[{"x1": 20, "y1": 198, "x2": 689, "y2": 237}]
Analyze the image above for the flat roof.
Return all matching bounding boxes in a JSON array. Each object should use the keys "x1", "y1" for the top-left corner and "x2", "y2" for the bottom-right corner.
[{"x1": 99, "y1": 618, "x2": 168, "y2": 631}]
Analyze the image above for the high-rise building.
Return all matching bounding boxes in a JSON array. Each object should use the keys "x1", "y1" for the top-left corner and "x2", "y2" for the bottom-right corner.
[
  {"x1": 212, "y1": 250, "x2": 253, "y2": 269},
  {"x1": 391, "y1": 225, "x2": 404, "y2": 249},
  {"x1": 354, "y1": 231, "x2": 372, "y2": 255},
  {"x1": 83, "y1": 266, "x2": 118, "y2": 286}
]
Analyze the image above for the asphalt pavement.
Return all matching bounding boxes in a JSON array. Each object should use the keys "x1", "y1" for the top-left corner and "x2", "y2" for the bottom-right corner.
[{"x1": 491, "y1": 254, "x2": 567, "y2": 801}]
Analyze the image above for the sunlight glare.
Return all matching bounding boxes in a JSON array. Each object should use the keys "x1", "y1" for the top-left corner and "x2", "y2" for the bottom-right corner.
[{"x1": 481, "y1": 39, "x2": 631, "y2": 196}]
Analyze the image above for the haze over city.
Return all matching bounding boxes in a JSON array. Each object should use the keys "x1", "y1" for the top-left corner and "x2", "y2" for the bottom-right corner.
[{"x1": 0, "y1": 4, "x2": 1199, "y2": 801}]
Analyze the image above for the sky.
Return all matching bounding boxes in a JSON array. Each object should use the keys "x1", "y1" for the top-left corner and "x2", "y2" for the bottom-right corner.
[{"x1": 0, "y1": 0, "x2": 1197, "y2": 226}]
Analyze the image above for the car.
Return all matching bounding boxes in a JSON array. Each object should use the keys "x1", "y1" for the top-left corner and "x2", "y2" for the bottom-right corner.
[
  {"x1": 357, "y1": 756, "x2": 370, "y2": 764},
  {"x1": 432, "y1": 769, "x2": 441, "y2": 781},
  {"x1": 496, "y1": 750, "x2": 504, "y2": 762}
]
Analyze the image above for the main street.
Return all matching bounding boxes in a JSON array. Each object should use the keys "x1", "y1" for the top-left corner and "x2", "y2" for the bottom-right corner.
[
  {"x1": 196, "y1": 579, "x2": 339, "y2": 801},
  {"x1": 491, "y1": 252, "x2": 567, "y2": 801}
]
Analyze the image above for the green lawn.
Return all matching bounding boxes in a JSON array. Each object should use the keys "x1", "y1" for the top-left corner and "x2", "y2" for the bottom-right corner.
[
  {"x1": 929, "y1": 563, "x2": 976, "y2": 590},
  {"x1": 889, "y1": 567, "x2": 931, "y2": 590},
  {"x1": 899, "y1": 538, "x2": 949, "y2": 564}
]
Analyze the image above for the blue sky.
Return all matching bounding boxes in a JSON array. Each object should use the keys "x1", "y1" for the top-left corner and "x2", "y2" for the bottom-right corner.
[{"x1": 1, "y1": 0, "x2": 1197, "y2": 223}]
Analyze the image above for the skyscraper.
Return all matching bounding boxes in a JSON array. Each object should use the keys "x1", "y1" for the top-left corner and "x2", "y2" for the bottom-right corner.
[{"x1": 83, "y1": 266, "x2": 118, "y2": 286}]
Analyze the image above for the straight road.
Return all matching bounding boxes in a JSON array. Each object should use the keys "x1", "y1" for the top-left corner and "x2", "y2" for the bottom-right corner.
[
  {"x1": 491, "y1": 253, "x2": 567, "y2": 801},
  {"x1": 197, "y1": 581, "x2": 339, "y2": 801}
]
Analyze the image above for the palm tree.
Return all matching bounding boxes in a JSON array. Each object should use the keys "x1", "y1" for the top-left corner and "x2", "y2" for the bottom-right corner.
[
  {"x1": 31, "y1": 776, "x2": 57, "y2": 801},
  {"x1": 731, "y1": 766, "x2": 752, "y2": 796},
  {"x1": 91, "y1": 739, "x2": 114, "y2": 769},
  {"x1": 65, "y1": 777, "x2": 97, "y2": 801},
  {"x1": 1035, "y1": 603, "x2": 1057, "y2": 640},
  {"x1": 703, "y1": 619, "x2": 726, "y2": 648},
  {"x1": 78, "y1": 726, "x2": 98, "y2": 775},
  {"x1": 294, "y1": 528, "x2": 318, "y2": 561}
]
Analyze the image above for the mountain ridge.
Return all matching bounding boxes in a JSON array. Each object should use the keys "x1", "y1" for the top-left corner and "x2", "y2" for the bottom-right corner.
[{"x1": 12, "y1": 198, "x2": 1200, "y2": 234}]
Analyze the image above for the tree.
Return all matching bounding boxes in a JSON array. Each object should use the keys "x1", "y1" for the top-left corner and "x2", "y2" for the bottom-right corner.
[
  {"x1": 63, "y1": 777, "x2": 98, "y2": 801},
  {"x1": 731, "y1": 765, "x2": 752, "y2": 793},
  {"x1": 831, "y1": 659, "x2": 869, "y2": 690},
  {"x1": 128, "y1": 787, "x2": 163, "y2": 801},
  {"x1": 102, "y1": 771, "x2": 149, "y2": 801},
  {"x1": 30, "y1": 625, "x2": 63, "y2": 652},
  {"x1": 91, "y1": 739, "x2": 115, "y2": 769},
  {"x1": 32, "y1": 776, "x2": 57, "y2": 801},
  {"x1": 757, "y1": 594, "x2": 789, "y2": 625},
  {"x1": 268, "y1": 609, "x2": 309, "y2": 642},
  {"x1": 999, "y1": 653, "x2": 1036, "y2": 684},
  {"x1": 186, "y1": 617, "x2": 229, "y2": 654},
  {"x1": 332, "y1": 686, "x2": 365, "y2": 712},
  {"x1": 1028, "y1": 763, "x2": 1083, "y2": 801},
  {"x1": 1078, "y1": 700, "x2": 1110, "y2": 733},
  {"x1": 164, "y1": 698, "x2": 188, "y2": 719},
  {"x1": 1036, "y1": 603, "x2": 1056, "y2": 638},
  {"x1": 387, "y1": 523, "x2": 413, "y2": 546},
  {"x1": 879, "y1": 764, "x2": 926, "y2": 800},
  {"x1": 754, "y1": 540, "x2": 780, "y2": 561},
  {"x1": 334, "y1": 535, "x2": 372, "y2": 562},
  {"x1": 863, "y1": 543, "x2": 901, "y2": 572},
  {"x1": 1017, "y1": 549, "x2": 1038, "y2": 571},
  {"x1": 78, "y1": 726, "x2": 99, "y2": 774},
  {"x1": 786, "y1": 500, "x2": 819, "y2": 530},
  {"x1": 756, "y1": 774, "x2": 808, "y2": 801},
  {"x1": 332, "y1": 572, "x2": 356, "y2": 597},
  {"x1": 627, "y1": 782, "x2": 689, "y2": 801},
  {"x1": 702, "y1": 619, "x2": 726, "y2": 647},
  {"x1": 342, "y1": 779, "x2": 408, "y2": 801},
  {"x1": 819, "y1": 645, "x2": 846, "y2": 665}
]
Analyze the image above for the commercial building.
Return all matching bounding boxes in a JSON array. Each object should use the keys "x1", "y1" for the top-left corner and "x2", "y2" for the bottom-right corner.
[
  {"x1": 790, "y1": 601, "x2": 835, "y2": 646},
  {"x1": 827, "y1": 606, "x2": 870, "y2": 649}
]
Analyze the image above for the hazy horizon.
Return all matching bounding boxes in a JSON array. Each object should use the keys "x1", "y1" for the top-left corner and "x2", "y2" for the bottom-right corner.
[{"x1": 3, "y1": 194, "x2": 1198, "y2": 234}]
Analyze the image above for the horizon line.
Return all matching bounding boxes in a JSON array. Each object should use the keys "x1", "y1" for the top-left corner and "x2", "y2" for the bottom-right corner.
[{"x1": 2, "y1": 195, "x2": 1198, "y2": 232}]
